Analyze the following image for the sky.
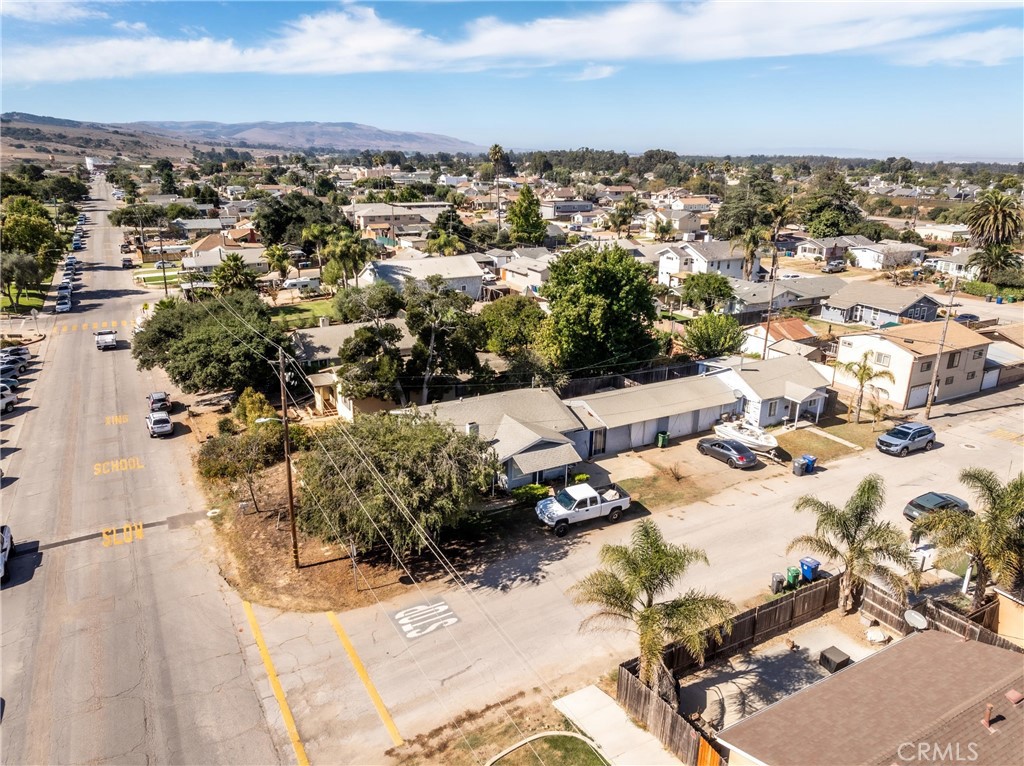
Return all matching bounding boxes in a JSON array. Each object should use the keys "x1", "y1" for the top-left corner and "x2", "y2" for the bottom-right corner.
[{"x1": 2, "y1": 1, "x2": 1023, "y2": 161}]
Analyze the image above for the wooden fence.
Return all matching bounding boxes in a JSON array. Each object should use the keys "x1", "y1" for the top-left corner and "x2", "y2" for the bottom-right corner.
[
  {"x1": 558, "y1": 360, "x2": 698, "y2": 399},
  {"x1": 616, "y1": 576, "x2": 841, "y2": 765},
  {"x1": 617, "y1": 661, "x2": 726, "y2": 766},
  {"x1": 661, "y1": 575, "x2": 841, "y2": 676},
  {"x1": 860, "y1": 582, "x2": 1023, "y2": 654}
]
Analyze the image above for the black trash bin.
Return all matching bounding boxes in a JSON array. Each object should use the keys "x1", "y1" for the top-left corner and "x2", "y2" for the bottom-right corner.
[{"x1": 792, "y1": 458, "x2": 806, "y2": 477}]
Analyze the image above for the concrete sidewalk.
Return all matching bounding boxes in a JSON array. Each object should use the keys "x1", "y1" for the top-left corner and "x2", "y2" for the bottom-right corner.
[{"x1": 555, "y1": 685, "x2": 681, "y2": 766}]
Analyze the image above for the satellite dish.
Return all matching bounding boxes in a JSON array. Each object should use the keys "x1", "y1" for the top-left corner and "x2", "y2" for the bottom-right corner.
[{"x1": 904, "y1": 610, "x2": 928, "y2": 631}]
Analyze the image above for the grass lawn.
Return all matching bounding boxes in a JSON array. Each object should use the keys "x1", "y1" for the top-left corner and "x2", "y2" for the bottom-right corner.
[
  {"x1": 825, "y1": 420, "x2": 892, "y2": 450},
  {"x1": 1, "y1": 289, "x2": 47, "y2": 314},
  {"x1": 494, "y1": 734, "x2": 608, "y2": 766},
  {"x1": 269, "y1": 298, "x2": 335, "y2": 327},
  {"x1": 138, "y1": 272, "x2": 183, "y2": 287},
  {"x1": 619, "y1": 472, "x2": 709, "y2": 512},
  {"x1": 775, "y1": 429, "x2": 856, "y2": 464}
]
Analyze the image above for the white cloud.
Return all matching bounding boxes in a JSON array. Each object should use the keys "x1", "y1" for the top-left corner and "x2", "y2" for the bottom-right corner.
[
  {"x1": 113, "y1": 20, "x2": 147, "y2": 33},
  {"x1": 2, "y1": 1, "x2": 1019, "y2": 82},
  {"x1": 1, "y1": 1, "x2": 106, "y2": 23},
  {"x1": 567, "y1": 65, "x2": 619, "y2": 81}
]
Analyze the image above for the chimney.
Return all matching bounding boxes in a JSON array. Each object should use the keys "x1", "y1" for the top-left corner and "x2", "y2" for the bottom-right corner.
[
  {"x1": 980, "y1": 703, "x2": 995, "y2": 731},
  {"x1": 465, "y1": 422, "x2": 479, "y2": 437}
]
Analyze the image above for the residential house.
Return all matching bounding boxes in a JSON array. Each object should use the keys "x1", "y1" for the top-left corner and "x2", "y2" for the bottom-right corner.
[
  {"x1": 170, "y1": 218, "x2": 225, "y2": 239},
  {"x1": 564, "y1": 376, "x2": 740, "y2": 458},
  {"x1": 710, "y1": 355, "x2": 830, "y2": 427},
  {"x1": 741, "y1": 317, "x2": 820, "y2": 360},
  {"x1": 683, "y1": 241, "x2": 745, "y2": 278},
  {"x1": 718, "y1": 631, "x2": 1024, "y2": 766},
  {"x1": 358, "y1": 254, "x2": 485, "y2": 299},
  {"x1": 436, "y1": 173, "x2": 469, "y2": 187},
  {"x1": 926, "y1": 247, "x2": 981, "y2": 280},
  {"x1": 594, "y1": 184, "x2": 635, "y2": 203},
  {"x1": 344, "y1": 203, "x2": 425, "y2": 231},
  {"x1": 722, "y1": 276, "x2": 846, "y2": 323},
  {"x1": 915, "y1": 223, "x2": 971, "y2": 242},
  {"x1": 222, "y1": 200, "x2": 258, "y2": 219},
  {"x1": 832, "y1": 321, "x2": 992, "y2": 409},
  {"x1": 794, "y1": 234, "x2": 874, "y2": 261},
  {"x1": 181, "y1": 245, "x2": 269, "y2": 275},
  {"x1": 571, "y1": 209, "x2": 604, "y2": 228},
  {"x1": 291, "y1": 319, "x2": 416, "y2": 372},
  {"x1": 540, "y1": 199, "x2": 593, "y2": 220},
  {"x1": 644, "y1": 209, "x2": 702, "y2": 239},
  {"x1": 416, "y1": 389, "x2": 586, "y2": 488},
  {"x1": 976, "y1": 322, "x2": 1024, "y2": 387},
  {"x1": 671, "y1": 196, "x2": 712, "y2": 212},
  {"x1": 993, "y1": 587, "x2": 1024, "y2": 648},
  {"x1": 500, "y1": 257, "x2": 549, "y2": 297},
  {"x1": 848, "y1": 239, "x2": 926, "y2": 270},
  {"x1": 820, "y1": 283, "x2": 941, "y2": 327}
]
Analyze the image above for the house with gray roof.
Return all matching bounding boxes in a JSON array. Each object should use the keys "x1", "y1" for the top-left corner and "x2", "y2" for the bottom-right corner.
[
  {"x1": 848, "y1": 239, "x2": 926, "y2": 270},
  {"x1": 682, "y1": 241, "x2": 744, "y2": 278},
  {"x1": 709, "y1": 355, "x2": 830, "y2": 427},
  {"x1": 794, "y1": 235, "x2": 874, "y2": 261},
  {"x1": 358, "y1": 254, "x2": 484, "y2": 299},
  {"x1": 291, "y1": 319, "x2": 416, "y2": 371},
  {"x1": 721, "y1": 276, "x2": 845, "y2": 322},
  {"x1": 926, "y1": 247, "x2": 981, "y2": 280},
  {"x1": 415, "y1": 389, "x2": 586, "y2": 488},
  {"x1": 820, "y1": 283, "x2": 941, "y2": 327},
  {"x1": 170, "y1": 218, "x2": 225, "y2": 238},
  {"x1": 564, "y1": 376, "x2": 740, "y2": 458}
]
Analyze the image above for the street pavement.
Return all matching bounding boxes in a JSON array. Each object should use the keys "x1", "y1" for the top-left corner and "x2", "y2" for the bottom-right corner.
[
  {"x1": 1, "y1": 181, "x2": 281, "y2": 765},
  {"x1": 233, "y1": 386, "x2": 1023, "y2": 765}
]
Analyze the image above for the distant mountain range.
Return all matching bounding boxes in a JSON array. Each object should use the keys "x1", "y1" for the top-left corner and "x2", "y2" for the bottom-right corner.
[{"x1": 0, "y1": 113, "x2": 485, "y2": 154}]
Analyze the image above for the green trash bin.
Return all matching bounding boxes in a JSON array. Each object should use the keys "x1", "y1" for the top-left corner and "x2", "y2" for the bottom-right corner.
[
  {"x1": 786, "y1": 566, "x2": 801, "y2": 587},
  {"x1": 656, "y1": 431, "x2": 669, "y2": 448}
]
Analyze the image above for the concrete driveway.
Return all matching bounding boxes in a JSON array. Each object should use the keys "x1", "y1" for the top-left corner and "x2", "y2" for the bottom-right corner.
[{"x1": 231, "y1": 385, "x2": 1022, "y2": 765}]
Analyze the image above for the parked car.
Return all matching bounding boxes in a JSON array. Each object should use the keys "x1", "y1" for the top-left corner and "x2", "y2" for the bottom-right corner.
[
  {"x1": 779, "y1": 273, "x2": 802, "y2": 280},
  {"x1": 0, "y1": 346, "x2": 31, "y2": 360},
  {"x1": 1, "y1": 378, "x2": 22, "y2": 391},
  {"x1": 145, "y1": 411, "x2": 174, "y2": 437},
  {"x1": 1, "y1": 525, "x2": 13, "y2": 584},
  {"x1": 696, "y1": 437, "x2": 758, "y2": 468},
  {"x1": 1, "y1": 389, "x2": 17, "y2": 413},
  {"x1": 535, "y1": 482, "x2": 632, "y2": 537},
  {"x1": 0, "y1": 357, "x2": 27, "y2": 374},
  {"x1": 147, "y1": 391, "x2": 171, "y2": 411},
  {"x1": 121, "y1": 257, "x2": 135, "y2": 269},
  {"x1": 0, "y1": 363, "x2": 24, "y2": 379},
  {"x1": 152, "y1": 260, "x2": 176, "y2": 269},
  {"x1": 876, "y1": 423, "x2": 935, "y2": 456},
  {"x1": 903, "y1": 492, "x2": 971, "y2": 522},
  {"x1": 821, "y1": 260, "x2": 847, "y2": 273},
  {"x1": 55, "y1": 297, "x2": 72, "y2": 313}
]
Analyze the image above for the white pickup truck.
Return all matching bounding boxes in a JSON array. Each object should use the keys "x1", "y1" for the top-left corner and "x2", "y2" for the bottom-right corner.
[
  {"x1": 536, "y1": 482, "x2": 632, "y2": 537},
  {"x1": 94, "y1": 330, "x2": 117, "y2": 351}
]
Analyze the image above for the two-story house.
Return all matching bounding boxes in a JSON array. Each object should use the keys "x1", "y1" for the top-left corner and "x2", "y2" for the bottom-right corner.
[
  {"x1": 644, "y1": 209, "x2": 702, "y2": 239},
  {"x1": 832, "y1": 321, "x2": 992, "y2": 409},
  {"x1": 821, "y1": 283, "x2": 941, "y2": 327}
]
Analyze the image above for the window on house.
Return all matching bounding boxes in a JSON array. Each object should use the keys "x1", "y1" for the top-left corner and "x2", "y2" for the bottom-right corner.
[
  {"x1": 921, "y1": 361, "x2": 933, "y2": 372},
  {"x1": 874, "y1": 353, "x2": 891, "y2": 367},
  {"x1": 946, "y1": 351, "x2": 961, "y2": 369},
  {"x1": 768, "y1": 401, "x2": 778, "y2": 417},
  {"x1": 870, "y1": 309, "x2": 881, "y2": 324},
  {"x1": 944, "y1": 376, "x2": 954, "y2": 385},
  {"x1": 972, "y1": 349, "x2": 983, "y2": 360},
  {"x1": 967, "y1": 371, "x2": 976, "y2": 381},
  {"x1": 851, "y1": 306, "x2": 862, "y2": 321}
]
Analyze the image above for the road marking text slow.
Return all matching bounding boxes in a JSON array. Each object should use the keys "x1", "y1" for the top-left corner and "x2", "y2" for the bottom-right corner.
[{"x1": 102, "y1": 523, "x2": 145, "y2": 547}]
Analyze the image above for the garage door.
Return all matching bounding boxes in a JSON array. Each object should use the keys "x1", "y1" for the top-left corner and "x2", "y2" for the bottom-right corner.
[{"x1": 907, "y1": 385, "x2": 930, "y2": 409}]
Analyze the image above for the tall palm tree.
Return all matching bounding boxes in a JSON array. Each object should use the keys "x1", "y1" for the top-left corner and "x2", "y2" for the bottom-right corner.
[
  {"x1": 606, "y1": 209, "x2": 630, "y2": 238},
  {"x1": 788, "y1": 474, "x2": 920, "y2": 613},
  {"x1": 834, "y1": 350, "x2": 896, "y2": 424},
  {"x1": 424, "y1": 230, "x2": 467, "y2": 257},
  {"x1": 301, "y1": 222, "x2": 338, "y2": 269},
  {"x1": 967, "y1": 243, "x2": 1023, "y2": 283},
  {"x1": 261, "y1": 244, "x2": 293, "y2": 281},
  {"x1": 323, "y1": 231, "x2": 372, "y2": 289},
  {"x1": 570, "y1": 519, "x2": 734, "y2": 687},
  {"x1": 617, "y1": 194, "x2": 645, "y2": 238},
  {"x1": 913, "y1": 468, "x2": 1024, "y2": 610},
  {"x1": 730, "y1": 225, "x2": 772, "y2": 281},
  {"x1": 211, "y1": 252, "x2": 256, "y2": 295},
  {"x1": 963, "y1": 189, "x2": 1024, "y2": 247},
  {"x1": 765, "y1": 196, "x2": 795, "y2": 245}
]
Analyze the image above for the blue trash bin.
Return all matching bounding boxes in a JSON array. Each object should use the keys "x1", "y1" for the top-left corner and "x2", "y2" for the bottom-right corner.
[
  {"x1": 799, "y1": 557, "x2": 820, "y2": 582},
  {"x1": 996, "y1": 296, "x2": 1004, "y2": 304},
  {"x1": 802, "y1": 455, "x2": 817, "y2": 474}
]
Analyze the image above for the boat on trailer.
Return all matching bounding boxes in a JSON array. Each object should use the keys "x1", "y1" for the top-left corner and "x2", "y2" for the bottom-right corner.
[{"x1": 713, "y1": 420, "x2": 779, "y2": 453}]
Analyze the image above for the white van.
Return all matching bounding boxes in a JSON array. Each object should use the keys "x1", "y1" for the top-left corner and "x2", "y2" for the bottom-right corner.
[{"x1": 282, "y1": 277, "x2": 320, "y2": 290}]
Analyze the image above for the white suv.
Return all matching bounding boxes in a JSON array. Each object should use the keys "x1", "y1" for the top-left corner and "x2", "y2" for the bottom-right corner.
[{"x1": 1, "y1": 389, "x2": 17, "y2": 414}]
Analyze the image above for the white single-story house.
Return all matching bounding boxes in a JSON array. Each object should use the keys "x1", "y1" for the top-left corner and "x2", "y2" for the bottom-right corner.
[
  {"x1": 564, "y1": 376, "x2": 741, "y2": 458},
  {"x1": 925, "y1": 247, "x2": 981, "y2": 280},
  {"x1": 794, "y1": 235, "x2": 874, "y2": 261},
  {"x1": 358, "y1": 254, "x2": 485, "y2": 299},
  {"x1": 915, "y1": 223, "x2": 971, "y2": 242},
  {"x1": 710, "y1": 355, "x2": 831, "y2": 428},
  {"x1": 848, "y1": 240, "x2": 926, "y2": 270},
  {"x1": 180, "y1": 246, "x2": 269, "y2": 274}
]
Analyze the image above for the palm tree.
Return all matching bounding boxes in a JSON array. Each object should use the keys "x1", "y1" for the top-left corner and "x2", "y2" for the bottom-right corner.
[
  {"x1": 301, "y1": 222, "x2": 338, "y2": 269},
  {"x1": 424, "y1": 230, "x2": 466, "y2": 257},
  {"x1": 261, "y1": 244, "x2": 293, "y2": 281},
  {"x1": 967, "y1": 243, "x2": 1023, "y2": 283},
  {"x1": 765, "y1": 196, "x2": 795, "y2": 245},
  {"x1": 963, "y1": 189, "x2": 1024, "y2": 247},
  {"x1": 570, "y1": 520, "x2": 734, "y2": 687},
  {"x1": 730, "y1": 225, "x2": 772, "y2": 281},
  {"x1": 834, "y1": 350, "x2": 896, "y2": 424},
  {"x1": 617, "y1": 194, "x2": 645, "y2": 238},
  {"x1": 913, "y1": 469, "x2": 1024, "y2": 610},
  {"x1": 323, "y1": 231, "x2": 371, "y2": 289},
  {"x1": 211, "y1": 252, "x2": 256, "y2": 295},
  {"x1": 606, "y1": 209, "x2": 630, "y2": 238},
  {"x1": 788, "y1": 474, "x2": 919, "y2": 613}
]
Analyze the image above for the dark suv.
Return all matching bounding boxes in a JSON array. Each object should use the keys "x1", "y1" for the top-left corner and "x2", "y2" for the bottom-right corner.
[{"x1": 876, "y1": 423, "x2": 935, "y2": 456}]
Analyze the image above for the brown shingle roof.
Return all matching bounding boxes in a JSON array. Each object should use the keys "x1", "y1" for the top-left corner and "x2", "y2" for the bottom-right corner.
[
  {"x1": 718, "y1": 631, "x2": 1024, "y2": 766},
  {"x1": 825, "y1": 283, "x2": 940, "y2": 313},
  {"x1": 849, "y1": 321, "x2": 992, "y2": 357}
]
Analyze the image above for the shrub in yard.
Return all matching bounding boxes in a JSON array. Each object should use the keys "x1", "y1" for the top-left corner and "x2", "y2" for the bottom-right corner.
[
  {"x1": 573, "y1": 473, "x2": 590, "y2": 484},
  {"x1": 216, "y1": 416, "x2": 239, "y2": 435},
  {"x1": 512, "y1": 484, "x2": 550, "y2": 504}
]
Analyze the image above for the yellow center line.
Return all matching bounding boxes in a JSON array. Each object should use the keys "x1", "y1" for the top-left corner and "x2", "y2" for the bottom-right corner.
[
  {"x1": 242, "y1": 602, "x2": 310, "y2": 766},
  {"x1": 325, "y1": 611, "x2": 404, "y2": 747}
]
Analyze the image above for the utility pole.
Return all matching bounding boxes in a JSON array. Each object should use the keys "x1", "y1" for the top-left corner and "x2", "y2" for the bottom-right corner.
[
  {"x1": 279, "y1": 347, "x2": 300, "y2": 569},
  {"x1": 761, "y1": 251, "x2": 780, "y2": 359},
  {"x1": 923, "y1": 276, "x2": 958, "y2": 420}
]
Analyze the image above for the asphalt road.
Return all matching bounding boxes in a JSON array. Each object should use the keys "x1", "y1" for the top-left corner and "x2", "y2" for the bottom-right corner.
[{"x1": 1, "y1": 181, "x2": 281, "y2": 765}]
